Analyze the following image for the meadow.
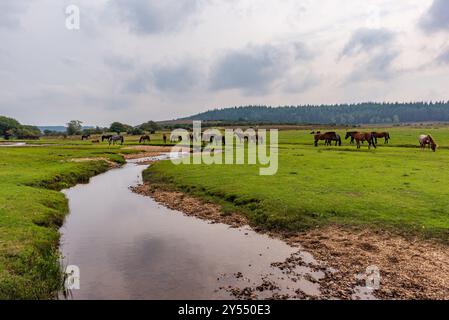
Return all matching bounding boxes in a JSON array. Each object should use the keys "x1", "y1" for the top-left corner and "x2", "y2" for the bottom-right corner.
[
  {"x1": 1, "y1": 125, "x2": 448, "y2": 299},
  {"x1": 0, "y1": 144, "x2": 128, "y2": 299},
  {"x1": 145, "y1": 126, "x2": 449, "y2": 240}
]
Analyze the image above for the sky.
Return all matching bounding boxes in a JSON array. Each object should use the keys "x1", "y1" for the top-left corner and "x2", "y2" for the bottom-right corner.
[{"x1": 0, "y1": 0, "x2": 448, "y2": 126}]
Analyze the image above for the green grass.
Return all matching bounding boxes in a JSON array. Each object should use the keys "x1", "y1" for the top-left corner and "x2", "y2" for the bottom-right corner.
[
  {"x1": 0, "y1": 145, "x2": 127, "y2": 299},
  {"x1": 145, "y1": 127, "x2": 449, "y2": 241}
]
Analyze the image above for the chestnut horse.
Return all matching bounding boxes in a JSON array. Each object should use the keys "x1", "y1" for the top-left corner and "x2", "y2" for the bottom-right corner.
[
  {"x1": 314, "y1": 132, "x2": 340, "y2": 147},
  {"x1": 345, "y1": 132, "x2": 376, "y2": 149},
  {"x1": 372, "y1": 132, "x2": 391, "y2": 144},
  {"x1": 419, "y1": 134, "x2": 438, "y2": 152}
]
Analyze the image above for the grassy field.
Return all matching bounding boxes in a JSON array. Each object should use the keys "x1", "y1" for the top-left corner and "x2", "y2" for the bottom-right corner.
[
  {"x1": 145, "y1": 127, "x2": 449, "y2": 241},
  {"x1": 0, "y1": 144, "x2": 130, "y2": 299},
  {"x1": 1, "y1": 127, "x2": 448, "y2": 299}
]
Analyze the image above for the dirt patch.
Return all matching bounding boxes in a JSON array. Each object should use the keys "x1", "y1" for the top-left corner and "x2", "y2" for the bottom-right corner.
[
  {"x1": 132, "y1": 182, "x2": 449, "y2": 300},
  {"x1": 122, "y1": 145, "x2": 172, "y2": 158},
  {"x1": 66, "y1": 157, "x2": 120, "y2": 168},
  {"x1": 289, "y1": 226, "x2": 449, "y2": 299}
]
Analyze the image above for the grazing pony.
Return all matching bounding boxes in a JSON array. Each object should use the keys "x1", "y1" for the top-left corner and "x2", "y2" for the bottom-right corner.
[
  {"x1": 102, "y1": 135, "x2": 113, "y2": 142},
  {"x1": 345, "y1": 131, "x2": 360, "y2": 144},
  {"x1": 372, "y1": 132, "x2": 391, "y2": 144},
  {"x1": 325, "y1": 134, "x2": 341, "y2": 146},
  {"x1": 314, "y1": 132, "x2": 340, "y2": 147},
  {"x1": 419, "y1": 134, "x2": 438, "y2": 152},
  {"x1": 108, "y1": 135, "x2": 124, "y2": 145},
  {"x1": 91, "y1": 139, "x2": 100, "y2": 144},
  {"x1": 81, "y1": 134, "x2": 90, "y2": 140},
  {"x1": 139, "y1": 135, "x2": 151, "y2": 144},
  {"x1": 346, "y1": 132, "x2": 376, "y2": 149}
]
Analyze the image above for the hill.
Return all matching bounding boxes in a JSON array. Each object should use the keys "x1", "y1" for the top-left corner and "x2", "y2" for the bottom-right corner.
[{"x1": 183, "y1": 102, "x2": 449, "y2": 125}]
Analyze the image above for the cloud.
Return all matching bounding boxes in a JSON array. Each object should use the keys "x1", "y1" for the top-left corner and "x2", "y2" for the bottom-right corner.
[
  {"x1": 293, "y1": 41, "x2": 314, "y2": 61},
  {"x1": 420, "y1": 0, "x2": 449, "y2": 32},
  {"x1": 348, "y1": 50, "x2": 400, "y2": 82},
  {"x1": 111, "y1": 0, "x2": 201, "y2": 35},
  {"x1": 152, "y1": 63, "x2": 201, "y2": 92},
  {"x1": 437, "y1": 48, "x2": 449, "y2": 64},
  {"x1": 103, "y1": 55, "x2": 136, "y2": 71},
  {"x1": 123, "y1": 62, "x2": 201, "y2": 94},
  {"x1": 209, "y1": 45, "x2": 287, "y2": 94},
  {"x1": 341, "y1": 28, "x2": 396, "y2": 57},
  {"x1": 340, "y1": 28, "x2": 399, "y2": 82},
  {"x1": 0, "y1": 1, "x2": 29, "y2": 29}
]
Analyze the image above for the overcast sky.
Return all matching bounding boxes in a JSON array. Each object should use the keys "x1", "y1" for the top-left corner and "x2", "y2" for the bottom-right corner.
[{"x1": 0, "y1": 0, "x2": 448, "y2": 126}]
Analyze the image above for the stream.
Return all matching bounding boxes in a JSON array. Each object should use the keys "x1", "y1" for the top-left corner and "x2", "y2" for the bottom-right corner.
[{"x1": 60, "y1": 155, "x2": 353, "y2": 299}]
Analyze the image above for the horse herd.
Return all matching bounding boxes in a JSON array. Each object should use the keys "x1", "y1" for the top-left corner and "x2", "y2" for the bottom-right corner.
[
  {"x1": 81, "y1": 130, "x2": 439, "y2": 152},
  {"x1": 313, "y1": 131, "x2": 438, "y2": 151},
  {"x1": 81, "y1": 133, "x2": 167, "y2": 145}
]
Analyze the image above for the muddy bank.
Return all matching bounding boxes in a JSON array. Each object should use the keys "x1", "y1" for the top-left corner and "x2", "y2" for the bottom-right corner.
[
  {"x1": 122, "y1": 145, "x2": 173, "y2": 160},
  {"x1": 133, "y1": 182, "x2": 449, "y2": 300}
]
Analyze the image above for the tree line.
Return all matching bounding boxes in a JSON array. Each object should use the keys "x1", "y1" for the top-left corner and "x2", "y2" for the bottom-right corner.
[
  {"x1": 184, "y1": 102, "x2": 449, "y2": 125},
  {"x1": 0, "y1": 116, "x2": 41, "y2": 139}
]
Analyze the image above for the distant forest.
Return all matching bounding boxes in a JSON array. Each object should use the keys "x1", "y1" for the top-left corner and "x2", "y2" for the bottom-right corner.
[{"x1": 185, "y1": 102, "x2": 449, "y2": 125}]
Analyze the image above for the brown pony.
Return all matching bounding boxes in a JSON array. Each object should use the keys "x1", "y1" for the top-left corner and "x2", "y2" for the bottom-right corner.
[
  {"x1": 371, "y1": 132, "x2": 390, "y2": 144},
  {"x1": 345, "y1": 131, "x2": 360, "y2": 144},
  {"x1": 346, "y1": 132, "x2": 376, "y2": 149},
  {"x1": 139, "y1": 135, "x2": 151, "y2": 144},
  {"x1": 163, "y1": 134, "x2": 167, "y2": 144},
  {"x1": 314, "y1": 132, "x2": 340, "y2": 147}
]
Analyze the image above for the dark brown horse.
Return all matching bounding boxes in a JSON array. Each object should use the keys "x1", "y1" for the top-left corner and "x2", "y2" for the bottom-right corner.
[
  {"x1": 371, "y1": 132, "x2": 390, "y2": 144},
  {"x1": 101, "y1": 134, "x2": 113, "y2": 142},
  {"x1": 314, "y1": 132, "x2": 340, "y2": 147},
  {"x1": 163, "y1": 134, "x2": 167, "y2": 144},
  {"x1": 139, "y1": 135, "x2": 151, "y2": 144},
  {"x1": 345, "y1": 131, "x2": 360, "y2": 144},
  {"x1": 346, "y1": 132, "x2": 376, "y2": 149},
  {"x1": 81, "y1": 134, "x2": 90, "y2": 140}
]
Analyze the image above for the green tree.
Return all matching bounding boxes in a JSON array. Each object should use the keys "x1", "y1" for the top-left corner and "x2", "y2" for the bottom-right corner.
[
  {"x1": 139, "y1": 121, "x2": 160, "y2": 133},
  {"x1": 67, "y1": 120, "x2": 83, "y2": 136},
  {"x1": 0, "y1": 116, "x2": 21, "y2": 139},
  {"x1": 110, "y1": 122, "x2": 132, "y2": 135}
]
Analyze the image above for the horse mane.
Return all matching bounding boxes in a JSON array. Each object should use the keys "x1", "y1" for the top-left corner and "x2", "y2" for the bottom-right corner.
[{"x1": 428, "y1": 134, "x2": 436, "y2": 145}]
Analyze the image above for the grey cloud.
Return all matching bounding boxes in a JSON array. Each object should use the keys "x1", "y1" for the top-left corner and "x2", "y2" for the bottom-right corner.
[
  {"x1": 104, "y1": 55, "x2": 136, "y2": 71},
  {"x1": 209, "y1": 45, "x2": 286, "y2": 94},
  {"x1": 437, "y1": 48, "x2": 449, "y2": 64},
  {"x1": 293, "y1": 42, "x2": 314, "y2": 61},
  {"x1": 152, "y1": 64, "x2": 200, "y2": 92},
  {"x1": 112, "y1": 0, "x2": 201, "y2": 34},
  {"x1": 124, "y1": 62, "x2": 201, "y2": 93},
  {"x1": 347, "y1": 50, "x2": 399, "y2": 82},
  {"x1": 420, "y1": 0, "x2": 449, "y2": 32},
  {"x1": 0, "y1": 1, "x2": 29, "y2": 29},
  {"x1": 341, "y1": 28, "x2": 396, "y2": 57}
]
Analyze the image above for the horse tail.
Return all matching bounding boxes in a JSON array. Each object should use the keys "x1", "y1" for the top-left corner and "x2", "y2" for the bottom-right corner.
[{"x1": 338, "y1": 136, "x2": 342, "y2": 146}]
